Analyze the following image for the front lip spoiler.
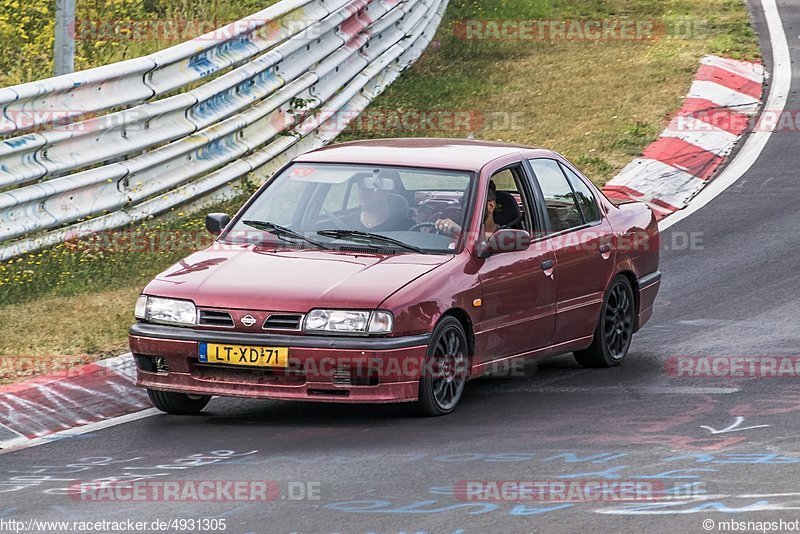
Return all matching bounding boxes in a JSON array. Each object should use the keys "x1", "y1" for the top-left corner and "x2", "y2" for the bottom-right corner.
[{"x1": 129, "y1": 323, "x2": 431, "y2": 350}]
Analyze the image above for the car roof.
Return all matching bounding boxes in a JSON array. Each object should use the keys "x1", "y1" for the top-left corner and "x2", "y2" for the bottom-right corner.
[{"x1": 293, "y1": 138, "x2": 561, "y2": 172}]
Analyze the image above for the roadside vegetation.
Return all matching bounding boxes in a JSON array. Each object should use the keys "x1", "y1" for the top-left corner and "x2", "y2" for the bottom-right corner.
[
  {"x1": 0, "y1": 0, "x2": 759, "y2": 379},
  {"x1": 0, "y1": 0, "x2": 279, "y2": 86}
]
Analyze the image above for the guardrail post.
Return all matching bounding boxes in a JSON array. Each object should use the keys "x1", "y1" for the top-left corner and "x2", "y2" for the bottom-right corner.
[{"x1": 54, "y1": 0, "x2": 77, "y2": 76}]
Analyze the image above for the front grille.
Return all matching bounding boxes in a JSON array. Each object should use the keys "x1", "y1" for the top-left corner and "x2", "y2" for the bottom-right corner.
[
  {"x1": 198, "y1": 309, "x2": 234, "y2": 327},
  {"x1": 263, "y1": 314, "x2": 303, "y2": 331},
  {"x1": 332, "y1": 368, "x2": 351, "y2": 385}
]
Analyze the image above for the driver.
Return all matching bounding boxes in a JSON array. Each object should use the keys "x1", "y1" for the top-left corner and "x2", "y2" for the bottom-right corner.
[
  {"x1": 344, "y1": 174, "x2": 414, "y2": 232},
  {"x1": 435, "y1": 180, "x2": 497, "y2": 240}
]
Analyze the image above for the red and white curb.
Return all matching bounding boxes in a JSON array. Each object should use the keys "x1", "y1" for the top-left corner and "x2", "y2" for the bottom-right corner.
[
  {"x1": 0, "y1": 353, "x2": 149, "y2": 450},
  {"x1": 603, "y1": 55, "x2": 765, "y2": 219}
]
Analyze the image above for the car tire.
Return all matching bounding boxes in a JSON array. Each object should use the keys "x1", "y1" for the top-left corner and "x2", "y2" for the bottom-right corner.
[
  {"x1": 414, "y1": 316, "x2": 469, "y2": 416},
  {"x1": 147, "y1": 389, "x2": 211, "y2": 415},
  {"x1": 574, "y1": 275, "x2": 635, "y2": 368}
]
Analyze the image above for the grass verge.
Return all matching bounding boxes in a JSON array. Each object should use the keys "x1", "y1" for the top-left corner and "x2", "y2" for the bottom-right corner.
[
  {"x1": 339, "y1": 0, "x2": 760, "y2": 181},
  {"x1": 0, "y1": 0, "x2": 759, "y2": 379}
]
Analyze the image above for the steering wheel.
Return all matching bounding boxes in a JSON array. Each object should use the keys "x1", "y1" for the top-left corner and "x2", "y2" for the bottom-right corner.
[
  {"x1": 321, "y1": 207, "x2": 352, "y2": 230},
  {"x1": 410, "y1": 222, "x2": 439, "y2": 234}
]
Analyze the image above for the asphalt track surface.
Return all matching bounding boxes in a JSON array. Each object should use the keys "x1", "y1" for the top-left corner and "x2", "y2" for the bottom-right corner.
[{"x1": 2, "y1": 2, "x2": 800, "y2": 533}]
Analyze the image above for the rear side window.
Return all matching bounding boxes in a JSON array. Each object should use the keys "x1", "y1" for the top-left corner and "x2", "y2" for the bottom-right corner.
[
  {"x1": 528, "y1": 159, "x2": 583, "y2": 232},
  {"x1": 560, "y1": 163, "x2": 601, "y2": 223}
]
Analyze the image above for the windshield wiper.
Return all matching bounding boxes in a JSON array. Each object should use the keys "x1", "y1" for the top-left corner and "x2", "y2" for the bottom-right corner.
[
  {"x1": 243, "y1": 220, "x2": 331, "y2": 249},
  {"x1": 317, "y1": 229, "x2": 424, "y2": 253}
]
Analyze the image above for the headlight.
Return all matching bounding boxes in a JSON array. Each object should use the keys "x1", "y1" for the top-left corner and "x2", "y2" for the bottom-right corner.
[
  {"x1": 135, "y1": 295, "x2": 197, "y2": 326},
  {"x1": 304, "y1": 310, "x2": 393, "y2": 335}
]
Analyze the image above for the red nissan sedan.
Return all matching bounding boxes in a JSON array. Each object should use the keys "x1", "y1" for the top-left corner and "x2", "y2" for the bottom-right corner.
[{"x1": 129, "y1": 139, "x2": 661, "y2": 416}]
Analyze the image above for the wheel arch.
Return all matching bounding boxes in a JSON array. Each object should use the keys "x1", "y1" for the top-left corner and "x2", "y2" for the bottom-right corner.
[
  {"x1": 439, "y1": 307, "x2": 476, "y2": 359},
  {"x1": 615, "y1": 270, "x2": 640, "y2": 318}
]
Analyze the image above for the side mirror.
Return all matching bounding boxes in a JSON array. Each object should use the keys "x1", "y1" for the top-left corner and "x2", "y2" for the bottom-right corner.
[
  {"x1": 475, "y1": 229, "x2": 531, "y2": 259},
  {"x1": 205, "y1": 213, "x2": 231, "y2": 236}
]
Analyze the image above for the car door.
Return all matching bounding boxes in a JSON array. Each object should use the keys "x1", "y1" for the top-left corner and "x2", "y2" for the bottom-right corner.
[
  {"x1": 527, "y1": 158, "x2": 616, "y2": 345},
  {"x1": 475, "y1": 162, "x2": 557, "y2": 363}
]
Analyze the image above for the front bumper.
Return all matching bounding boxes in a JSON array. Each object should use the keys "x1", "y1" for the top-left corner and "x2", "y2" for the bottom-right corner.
[{"x1": 129, "y1": 323, "x2": 430, "y2": 404}]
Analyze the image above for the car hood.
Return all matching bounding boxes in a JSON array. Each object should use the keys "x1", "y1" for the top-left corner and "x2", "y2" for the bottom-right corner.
[{"x1": 143, "y1": 244, "x2": 453, "y2": 311}]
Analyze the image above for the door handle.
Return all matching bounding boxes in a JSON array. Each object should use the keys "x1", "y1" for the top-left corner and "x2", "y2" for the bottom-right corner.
[
  {"x1": 599, "y1": 243, "x2": 612, "y2": 254},
  {"x1": 540, "y1": 259, "x2": 555, "y2": 270}
]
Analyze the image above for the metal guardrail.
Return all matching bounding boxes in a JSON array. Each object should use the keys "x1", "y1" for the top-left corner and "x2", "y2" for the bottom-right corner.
[{"x1": 0, "y1": 0, "x2": 447, "y2": 261}]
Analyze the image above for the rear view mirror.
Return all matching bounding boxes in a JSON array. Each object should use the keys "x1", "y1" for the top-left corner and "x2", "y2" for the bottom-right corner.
[
  {"x1": 476, "y1": 229, "x2": 531, "y2": 259},
  {"x1": 205, "y1": 213, "x2": 231, "y2": 236},
  {"x1": 356, "y1": 174, "x2": 396, "y2": 191}
]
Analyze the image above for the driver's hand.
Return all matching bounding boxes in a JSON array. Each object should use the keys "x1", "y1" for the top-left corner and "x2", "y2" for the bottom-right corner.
[{"x1": 435, "y1": 218, "x2": 461, "y2": 236}]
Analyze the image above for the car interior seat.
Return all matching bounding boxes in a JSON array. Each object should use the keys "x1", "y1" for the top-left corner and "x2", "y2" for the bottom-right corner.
[
  {"x1": 493, "y1": 190, "x2": 523, "y2": 229},
  {"x1": 387, "y1": 194, "x2": 410, "y2": 218}
]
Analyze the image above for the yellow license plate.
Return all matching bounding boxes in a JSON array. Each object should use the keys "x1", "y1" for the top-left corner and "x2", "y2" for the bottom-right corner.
[{"x1": 199, "y1": 343, "x2": 288, "y2": 368}]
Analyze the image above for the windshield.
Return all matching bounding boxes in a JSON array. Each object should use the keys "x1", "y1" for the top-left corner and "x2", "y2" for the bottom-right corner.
[{"x1": 223, "y1": 163, "x2": 475, "y2": 254}]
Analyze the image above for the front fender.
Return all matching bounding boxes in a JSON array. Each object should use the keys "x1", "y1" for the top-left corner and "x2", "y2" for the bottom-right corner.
[{"x1": 380, "y1": 254, "x2": 481, "y2": 338}]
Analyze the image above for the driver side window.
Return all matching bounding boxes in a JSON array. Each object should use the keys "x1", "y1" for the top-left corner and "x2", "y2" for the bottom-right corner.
[{"x1": 489, "y1": 166, "x2": 533, "y2": 233}]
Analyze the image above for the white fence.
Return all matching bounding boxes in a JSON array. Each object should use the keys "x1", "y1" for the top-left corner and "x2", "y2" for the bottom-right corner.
[{"x1": 0, "y1": 0, "x2": 447, "y2": 261}]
